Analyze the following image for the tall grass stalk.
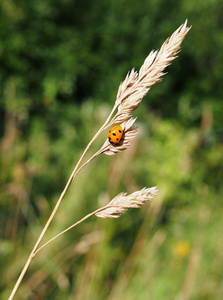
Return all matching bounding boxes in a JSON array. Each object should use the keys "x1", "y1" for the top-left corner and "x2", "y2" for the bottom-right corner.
[{"x1": 8, "y1": 20, "x2": 190, "y2": 300}]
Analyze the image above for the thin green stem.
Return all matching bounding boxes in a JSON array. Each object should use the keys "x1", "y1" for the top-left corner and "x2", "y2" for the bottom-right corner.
[
  {"x1": 8, "y1": 103, "x2": 118, "y2": 300},
  {"x1": 34, "y1": 206, "x2": 110, "y2": 256}
]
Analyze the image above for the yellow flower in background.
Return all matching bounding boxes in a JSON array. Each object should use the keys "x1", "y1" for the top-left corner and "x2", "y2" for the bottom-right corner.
[{"x1": 173, "y1": 240, "x2": 190, "y2": 258}]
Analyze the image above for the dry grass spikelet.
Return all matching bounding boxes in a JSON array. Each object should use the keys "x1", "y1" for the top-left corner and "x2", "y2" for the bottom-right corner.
[
  {"x1": 95, "y1": 187, "x2": 158, "y2": 218},
  {"x1": 112, "y1": 20, "x2": 191, "y2": 123},
  {"x1": 97, "y1": 20, "x2": 190, "y2": 158}
]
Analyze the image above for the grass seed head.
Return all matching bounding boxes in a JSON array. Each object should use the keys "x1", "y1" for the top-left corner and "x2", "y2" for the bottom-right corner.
[
  {"x1": 112, "y1": 20, "x2": 191, "y2": 123},
  {"x1": 95, "y1": 187, "x2": 158, "y2": 218}
]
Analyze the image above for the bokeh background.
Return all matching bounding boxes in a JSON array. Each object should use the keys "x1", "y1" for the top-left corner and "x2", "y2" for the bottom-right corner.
[{"x1": 1, "y1": 0, "x2": 223, "y2": 299}]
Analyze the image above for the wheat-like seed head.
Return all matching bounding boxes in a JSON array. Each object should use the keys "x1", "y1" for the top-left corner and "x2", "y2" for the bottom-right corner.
[
  {"x1": 97, "y1": 21, "x2": 190, "y2": 157},
  {"x1": 95, "y1": 187, "x2": 158, "y2": 218},
  {"x1": 111, "y1": 20, "x2": 191, "y2": 123}
]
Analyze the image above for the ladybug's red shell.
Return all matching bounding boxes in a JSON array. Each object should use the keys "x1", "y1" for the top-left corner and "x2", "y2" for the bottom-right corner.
[{"x1": 108, "y1": 125, "x2": 123, "y2": 145}]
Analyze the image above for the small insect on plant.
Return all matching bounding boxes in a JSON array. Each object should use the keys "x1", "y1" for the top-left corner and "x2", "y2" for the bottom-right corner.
[
  {"x1": 108, "y1": 125, "x2": 124, "y2": 145},
  {"x1": 9, "y1": 20, "x2": 191, "y2": 300}
]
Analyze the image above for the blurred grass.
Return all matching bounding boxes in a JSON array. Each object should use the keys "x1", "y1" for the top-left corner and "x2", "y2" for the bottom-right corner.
[
  {"x1": 1, "y1": 0, "x2": 223, "y2": 299},
  {"x1": 1, "y1": 102, "x2": 223, "y2": 299}
]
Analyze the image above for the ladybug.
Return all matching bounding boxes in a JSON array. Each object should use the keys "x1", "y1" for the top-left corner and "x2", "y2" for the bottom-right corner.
[{"x1": 108, "y1": 125, "x2": 123, "y2": 145}]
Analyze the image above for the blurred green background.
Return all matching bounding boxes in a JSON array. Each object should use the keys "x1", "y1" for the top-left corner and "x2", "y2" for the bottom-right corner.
[{"x1": 0, "y1": 0, "x2": 223, "y2": 299}]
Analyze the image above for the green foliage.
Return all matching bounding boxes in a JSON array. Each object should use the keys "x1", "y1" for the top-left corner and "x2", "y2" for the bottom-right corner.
[{"x1": 0, "y1": 0, "x2": 223, "y2": 299}]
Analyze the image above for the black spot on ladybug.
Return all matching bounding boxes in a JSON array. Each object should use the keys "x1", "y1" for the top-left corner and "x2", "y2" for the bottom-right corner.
[
  {"x1": 113, "y1": 132, "x2": 116, "y2": 136},
  {"x1": 119, "y1": 130, "x2": 121, "y2": 133}
]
